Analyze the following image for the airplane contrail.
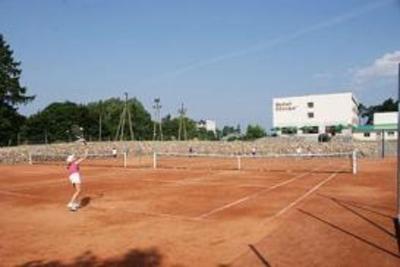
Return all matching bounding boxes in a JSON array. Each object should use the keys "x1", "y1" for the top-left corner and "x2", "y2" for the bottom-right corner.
[{"x1": 138, "y1": 0, "x2": 394, "y2": 85}]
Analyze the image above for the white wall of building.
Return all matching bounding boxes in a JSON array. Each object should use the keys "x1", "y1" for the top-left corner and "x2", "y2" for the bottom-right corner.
[
  {"x1": 374, "y1": 112, "x2": 397, "y2": 125},
  {"x1": 353, "y1": 132, "x2": 379, "y2": 141},
  {"x1": 273, "y1": 92, "x2": 358, "y2": 135},
  {"x1": 353, "y1": 131, "x2": 397, "y2": 141}
]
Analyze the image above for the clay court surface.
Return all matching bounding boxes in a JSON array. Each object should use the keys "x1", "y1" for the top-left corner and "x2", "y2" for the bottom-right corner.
[{"x1": 0, "y1": 157, "x2": 399, "y2": 266}]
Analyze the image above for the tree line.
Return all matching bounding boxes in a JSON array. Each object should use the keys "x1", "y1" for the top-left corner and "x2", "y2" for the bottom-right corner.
[{"x1": 3, "y1": 97, "x2": 268, "y2": 146}]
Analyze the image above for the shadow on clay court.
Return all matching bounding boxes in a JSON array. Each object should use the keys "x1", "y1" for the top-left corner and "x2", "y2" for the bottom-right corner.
[
  {"x1": 248, "y1": 244, "x2": 272, "y2": 267},
  {"x1": 80, "y1": 197, "x2": 91, "y2": 208},
  {"x1": 317, "y1": 193, "x2": 394, "y2": 218},
  {"x1": 298, "y1": 209, "x2": 400, "y2": 259},
  {"x1": 17, "y1": 247, "x2": 165, "y2": 267},
  {"x1": 318, "y1": 194, "x2": 397, "y2": 239},
  {"x1": 394, "y1": 218, "x2": 400, "y2": 253},
  {"x1": 79, "y1": 193, "x2": 104, "y2": 209}
]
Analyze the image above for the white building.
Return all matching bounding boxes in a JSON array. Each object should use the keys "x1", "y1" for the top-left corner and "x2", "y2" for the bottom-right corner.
[
  {"x1": 374, "y1": 112, "x2": 397, "y2": 125},
  {"x1": 197, "y1": 119, "x2": 217, "y2": 133},
  {"x1": 353, "y1": 112, "x2": 397, "y2": 141},
  {"x1": 272, "y1": 92, "x2": 359, "y2": 136}
]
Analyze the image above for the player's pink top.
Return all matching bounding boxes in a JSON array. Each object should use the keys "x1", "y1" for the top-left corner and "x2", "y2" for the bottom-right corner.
[{"x1": 68, "y1": 162, "x2": 79, "y2": 175}]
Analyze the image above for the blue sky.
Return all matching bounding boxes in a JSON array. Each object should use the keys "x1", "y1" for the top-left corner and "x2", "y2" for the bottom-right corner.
[{"x1": 1, "y1": 0, "x2": 399, "y2": 130}]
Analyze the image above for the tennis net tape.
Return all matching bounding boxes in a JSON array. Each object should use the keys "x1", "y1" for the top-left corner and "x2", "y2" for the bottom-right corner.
[
  {"x1": 28, "y1": 150, "x2": 358, "y2": 174},
  {"x1": 154, "y1": 151, "x2": 358, "y2": 174}
]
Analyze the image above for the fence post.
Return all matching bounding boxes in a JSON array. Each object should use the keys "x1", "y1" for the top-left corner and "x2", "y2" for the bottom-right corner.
[
  {"x1": 153, "y1": 152, "x2": 157, "y2": 169},
  {"x1": 123, "y1": 152, "x2": 127, "y2": 168},
  {"x1": 352, "y1": 150, "x2": 357, "y2": 175}
]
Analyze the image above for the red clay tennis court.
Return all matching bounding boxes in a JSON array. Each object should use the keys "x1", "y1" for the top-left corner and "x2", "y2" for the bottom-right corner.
[{"x1": 0, "y1": 157, "x2": 399, "y2": 266}]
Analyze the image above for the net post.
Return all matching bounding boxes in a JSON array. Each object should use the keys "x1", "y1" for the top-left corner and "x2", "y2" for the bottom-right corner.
[
  {"x1": 237, "y1": 156, "x2": 241, "y2": 171},
  {"x1": 153, "y1": 152, "x2": 157, "y2": 169},
  {"x1": 28, "y1": 152, "x2": 32, "y2": 165},
  {"x1": 352, "y1": 150, "x2": 357, "y2": 175},
  {"x1": 123, "y1": 152, "x2": 127, "y2": 168}
]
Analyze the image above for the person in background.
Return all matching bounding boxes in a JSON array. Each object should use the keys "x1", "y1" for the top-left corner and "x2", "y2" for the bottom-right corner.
[{"x1": 251, "y1": 147, "x2": 256, "y2": 157}]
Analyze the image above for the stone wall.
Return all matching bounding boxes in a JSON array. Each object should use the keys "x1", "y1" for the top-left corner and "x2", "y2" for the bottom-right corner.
[{"x1": 0, "y1": 137, "x2": 395, "y2": 164}]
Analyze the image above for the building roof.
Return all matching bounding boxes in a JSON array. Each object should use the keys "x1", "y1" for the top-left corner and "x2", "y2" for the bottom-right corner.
[
  {"x1": 273, "y1": 91, "x2": 355, "y2": 100},
  {"x1": 353, "y1": 124, "x2": 397, "y2": 133}
]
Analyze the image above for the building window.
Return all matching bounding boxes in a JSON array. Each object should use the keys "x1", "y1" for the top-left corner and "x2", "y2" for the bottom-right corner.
[
  {"x1": 388, "y1": 131, "x2": 394, "y2": 136},
  {"x1": 326, "y1": 125, "x2": 343, "y2": 134},
  {"x1": 301, "y1": 126, "x2": 319, "y2": 134},
  {"x1": 363, "y1": 132, "x2": 370, "y2": 137},
  {"x1": 307, "y1": 112, "x2": 314, "y2": 118},
  {"x1": 281, "y1": 127, "x2": 297, "y2": 135},
  {"x1": 307, "y1": 102, "x2": 314, "y2": 108}
]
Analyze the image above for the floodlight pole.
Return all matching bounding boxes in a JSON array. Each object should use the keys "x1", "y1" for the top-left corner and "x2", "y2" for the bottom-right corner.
[
  {"x1": 397, "y1": 63, "x2": 400, "y2": 222},
  {"x1": 98, "y1": 100, "x2": 103, "y2": 141},
  {"x1": 178, "y1": 103, "x2": 187, "y2": 141},
  {"x1": 152, "y1": 98, "x2": 163, "y2": 141}
]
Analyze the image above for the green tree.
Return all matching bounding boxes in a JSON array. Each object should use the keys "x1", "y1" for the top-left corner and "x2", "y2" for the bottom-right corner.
[
  {"x1": 86, "y1": 97, "x2": 153, "y2": 141},
  {"x1": 21, "y1": 102, "x2": 95, "y2": 143},
  {"x1": 161, "y1": 114, "x2": 179, "y2": 140},
  {"x1": 161, "y1": 114, "x2": 199, "y2": 140},
  {"x1": 222, "y1": 126, "x2": 236, "y2": 137},
  {"x1": 195, "y1": 128, "x2": 217, "y2": 141},
  {"x1": 244, "y1": 124, "x2": 266, "y2": 140},
  {"x1": 0, "y1": 34, "x2": 34, "y2": 146}
]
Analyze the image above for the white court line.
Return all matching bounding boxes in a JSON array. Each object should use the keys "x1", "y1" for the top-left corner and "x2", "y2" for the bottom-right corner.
[
  {"x1": 4, "y1": 171, "x2": 126, "y2": 190},
  {"x1": 90, "y1": 204, "x2": 203, "y2": 222},
  {"x1": 263, "y1": 171, "x2": 341, "y2": 223},
  {"x1": 173, "y1": 171, "x2": 228, "y2": 186},
  {"x1": 127, "y1": 210, "x2": 204, "y2": 222},
  {"x1": 0, "y1": 189, "x2": 202, "y2": 222},
  {"x1": 0, "y1": 189, "x2": 50, "y2": 200},
  {"x1": 0, "y1": 188, "x2": 202, "y2": 222},
  {"x1": 196, "y1": 168, "x2": 321, "y2": 219},
  {"x1": 3, "y1": 178, "x2": 66, "y2": 190}
]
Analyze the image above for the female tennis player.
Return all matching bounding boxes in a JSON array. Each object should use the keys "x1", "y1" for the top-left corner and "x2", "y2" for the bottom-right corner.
[{"x1": 66, "y1": 149, "x2": 88, "y2": 212}]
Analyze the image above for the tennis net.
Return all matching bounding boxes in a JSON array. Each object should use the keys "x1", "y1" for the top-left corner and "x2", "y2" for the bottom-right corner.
[{"x1": 154, "y1": 151, "x2": 357, "y2": 174}]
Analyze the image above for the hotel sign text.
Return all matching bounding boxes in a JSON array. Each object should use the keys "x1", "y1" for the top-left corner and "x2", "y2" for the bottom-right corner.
[{"x1": 275, "y1": 102, "x2": 297, "y2": 111}]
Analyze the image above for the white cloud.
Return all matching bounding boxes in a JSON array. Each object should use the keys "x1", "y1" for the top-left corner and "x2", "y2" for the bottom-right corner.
[{"x1": 354, "y1": 50, "x2": 400, "y2": 83}]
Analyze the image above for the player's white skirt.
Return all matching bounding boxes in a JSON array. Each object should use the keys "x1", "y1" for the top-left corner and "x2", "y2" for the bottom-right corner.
[{"x1": 69, "y1": 173, "x2": 82, "y2": 184}]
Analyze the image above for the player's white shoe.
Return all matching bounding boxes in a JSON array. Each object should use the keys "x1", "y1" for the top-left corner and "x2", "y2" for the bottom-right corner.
[
  {"x1": 67, "y1": 202, "x2": 80, "y2": 211},
  {"x1": 69, "y1": 206, "x2": 78, "y2": 212}
]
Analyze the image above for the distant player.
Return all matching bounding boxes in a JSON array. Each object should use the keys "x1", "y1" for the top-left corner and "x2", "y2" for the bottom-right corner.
[
  {"x1": 112, "y1": 147, "x2": 117, "y2": 158},
  {"x1": 66, "y1": 150, "x2": 88, "y2": 212},
  {"x1": 251, "y1": 147, "x2": 256, "y2": 157}
]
